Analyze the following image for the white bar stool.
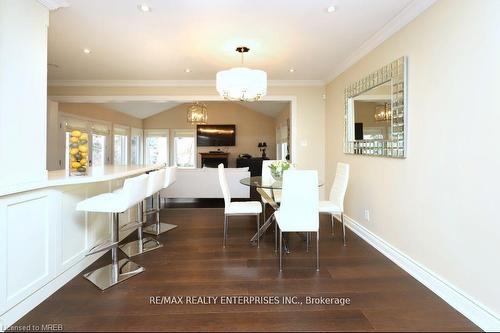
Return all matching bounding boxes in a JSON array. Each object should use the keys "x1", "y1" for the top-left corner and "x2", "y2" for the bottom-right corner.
[
  {"x1": 76, "y1": 174, "x2": 148, "y2": 290},
  {"x1": 119, "y1": 168, "x2": 165, "y2": 257},
  {"x1": 144, "y1": 166, "x2": 178, "y2": 235}
]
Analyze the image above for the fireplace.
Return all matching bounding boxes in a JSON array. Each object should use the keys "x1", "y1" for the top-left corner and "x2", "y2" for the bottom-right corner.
[{"x1": 199, "y1": 152, "x2": 229, "y2": 168}]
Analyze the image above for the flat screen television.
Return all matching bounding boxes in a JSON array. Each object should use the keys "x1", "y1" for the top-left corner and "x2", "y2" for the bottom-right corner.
[{"x1": 197, "y1": 124, "x2": 236, "y2": 146}]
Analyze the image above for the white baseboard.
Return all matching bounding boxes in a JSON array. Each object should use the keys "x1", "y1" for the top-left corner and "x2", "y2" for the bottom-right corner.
[{"x1": 344, "y1": 215, "x2": 500, "y2": 332}]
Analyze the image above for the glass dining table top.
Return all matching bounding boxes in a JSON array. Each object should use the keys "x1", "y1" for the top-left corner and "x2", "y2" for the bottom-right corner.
[{"x1": 240, "y1": 176, "x2": 323, "y2": 189}]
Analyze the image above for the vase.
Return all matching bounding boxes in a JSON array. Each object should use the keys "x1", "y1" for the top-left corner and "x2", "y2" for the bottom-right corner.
[
  {"x1": 270, "y1": 169, "x2": 283, "y2": 181},
  {"x1": 68, "y1": 129, "x2": 89, "y2": 176}
]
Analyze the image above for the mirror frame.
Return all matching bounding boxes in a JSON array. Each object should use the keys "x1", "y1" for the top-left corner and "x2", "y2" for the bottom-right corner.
[{"x1": 344, "y1": 57, "x2": 407, "y2": 158}]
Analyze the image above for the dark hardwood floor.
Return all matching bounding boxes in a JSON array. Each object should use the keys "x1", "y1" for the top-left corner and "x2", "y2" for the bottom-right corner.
[{"x1": 13, "y1": 206, "x2": 479, "y2": 331}]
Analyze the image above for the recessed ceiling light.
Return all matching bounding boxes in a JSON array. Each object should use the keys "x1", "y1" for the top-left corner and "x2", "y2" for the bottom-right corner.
[
  {"x1": 327, "y1": 5, "x2": 336, "y2": 13},
  {"x1": 138, "y1": 4, "x2": 151, "y2": 12},
  {"x1": 83, "y1": 48, "x2": 91, "y2": 54},
  {"x1": 289, "y1": 68, "x2": 295, "y2": 73},
  {"x1": 185, "y1": 68, "x2": 191, "y2": 73}
]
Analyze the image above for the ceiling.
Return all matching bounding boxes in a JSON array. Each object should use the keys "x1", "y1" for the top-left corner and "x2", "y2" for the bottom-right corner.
[
  {"x1": 47, "y1": 0, "x2": 416, "y2": 81},
  {"x1": 98, "y1": 101, "x2": 289, "y2": 119},
  {"x1": 99, "y1": 101, "x2": 181, "y2": 118}
]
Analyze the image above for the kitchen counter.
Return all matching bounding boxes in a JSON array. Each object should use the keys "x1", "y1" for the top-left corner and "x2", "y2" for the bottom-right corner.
[
  {"x1": 0, "y1": 163, "x2": 164, "y2": 326},
  {"x1": 0, "y1": 164, "x2": 163, "y2": 197}
]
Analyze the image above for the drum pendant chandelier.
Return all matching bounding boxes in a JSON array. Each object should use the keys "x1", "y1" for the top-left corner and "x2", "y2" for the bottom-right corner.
[{"x1": 216, "y1": 47, "x2": 267, "y2": 102}]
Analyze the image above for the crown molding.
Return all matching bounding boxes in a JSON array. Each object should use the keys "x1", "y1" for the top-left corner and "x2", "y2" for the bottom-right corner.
[
  {"x1": 324, "y1": 0, "x2": 437, "y2": 83},
  {"x1": 47, "y1": 79, "x2": 325, "y2": 88},
  {"x1": 37, "y1": 0, "x2": 69, "y2": 10}
]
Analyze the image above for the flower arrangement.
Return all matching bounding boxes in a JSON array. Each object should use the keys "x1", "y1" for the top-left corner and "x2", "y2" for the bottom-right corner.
[{"x1": 269, "y1": 160, "x2": 292, "y2": 181}]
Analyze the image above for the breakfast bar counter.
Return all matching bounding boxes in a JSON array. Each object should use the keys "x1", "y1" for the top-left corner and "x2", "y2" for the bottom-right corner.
[
  {"x1": 0, "y1": 164, "x2": 161, "y2": 327},
  {"x1": 0, "y1": 164, "x2": 162, "y2": 197}
]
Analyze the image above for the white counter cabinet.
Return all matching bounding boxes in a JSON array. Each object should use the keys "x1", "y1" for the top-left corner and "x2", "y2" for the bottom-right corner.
[{"x1": 0, "y1": 165, "x2": 160, "y2": 329}]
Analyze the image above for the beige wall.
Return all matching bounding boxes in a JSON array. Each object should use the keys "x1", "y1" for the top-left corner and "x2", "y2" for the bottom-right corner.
[
  {"x1": 143, "y1": 102, "x2": 277, "y2": 167},
  {"x1": 59, "y1": 103, "x2": 143, "y2": 129},
  {"x1": 48, "y1": 85, "x2": 326, "y2": 196},
  {"x1": 325, "y1": 0, "x2": 500, "y2": 317}
]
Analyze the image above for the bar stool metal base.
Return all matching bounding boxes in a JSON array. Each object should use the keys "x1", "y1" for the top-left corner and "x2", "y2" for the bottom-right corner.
[
  {"x1": 83, "y1": 258, "x2": 145, "y2": 290},
  {"x1": 119, "y1": 237, "x2": 163, "y2": 257},
  {"x1": 143, "y1": 222, "x2": 177, "y2": 236}
]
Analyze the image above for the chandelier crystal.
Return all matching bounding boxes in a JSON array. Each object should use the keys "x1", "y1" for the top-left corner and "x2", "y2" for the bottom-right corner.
[
  {"x1": 216, "y1": 47, "x2": 267, "y2": 102},
  {"x1": 187, "y1": 102, "x2": 208, "y2": 124}
]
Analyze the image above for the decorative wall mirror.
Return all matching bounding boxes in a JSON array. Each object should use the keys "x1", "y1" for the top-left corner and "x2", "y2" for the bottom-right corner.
[{"x1": 344, "y1": 57, "x2": 407, "y2": 158}]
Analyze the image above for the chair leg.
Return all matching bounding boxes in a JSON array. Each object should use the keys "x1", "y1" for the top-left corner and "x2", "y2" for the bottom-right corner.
[
  {"x1": 306, "y1": 232, "x2": 309, "y2": 252},
  {"x1": 223, "y1": 215, "x2": 227, "y2": 248},
  {"x1": 262, "y1": 202, "x2": 266, "y2": 222},
  {"x1": 279, "y1": 229, "x2": 283, "y2": 272},
  {"x1": 316, "y1": 230, "x2": 320, "y2": 271},
  {"x1": 341, "y1": 213, "x2": 346, "y2": 246},
  {"x1": 274, "y1": 217, "x2": 278, "y2": 253},
  {"x1": 256, "y1": 214, "x2": 260, "y2": 248},
  {"x1": 137, "y1": 201, "x2": 144, "y2": 253},
  {"x1": 331, "y1": 214, "x2": 335, "y2": 236}
]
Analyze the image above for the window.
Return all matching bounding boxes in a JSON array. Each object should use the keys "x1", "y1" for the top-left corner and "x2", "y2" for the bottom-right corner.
[
  {"x1": 130, "y1": 128, "x2": 143, "y2": 165},
  {"x1": 173, "y1": 129, "x2": 196, "y2": 168},
  {"x1": 144, "y1": 129, "x2": 169, "y2": 165},
  {"x1": 114, "y1": 126, "x2": 129, "y2": 165},
  {"x1": 90, "y1": 122, "x2": 110, "y2": 167},
  {"x1": 91, "y1": 134, "x2": 107, "y2": 166}
]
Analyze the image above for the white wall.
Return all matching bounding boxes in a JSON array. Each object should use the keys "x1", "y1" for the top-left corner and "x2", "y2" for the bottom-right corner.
[
  {"x1": 325, "y1": 0, "x2": 500, "y2": 324},
  {"x1": 0, "y1": 0, "x2": 49, "y2": 188},
  {"x1": 46, "y1": 100, "x2": 60, "y2": 171}
]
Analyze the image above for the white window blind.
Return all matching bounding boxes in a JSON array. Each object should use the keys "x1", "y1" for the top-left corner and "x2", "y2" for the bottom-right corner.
[
  {"x1": 113, "y1": 125, "x2": 129, "y2": 136},
  {"x1": 63, "y1": 117, "x2": 88, "y2": 132},
  {"x1": 91, "y1": 122, "x2": 110, "y2": 135}
]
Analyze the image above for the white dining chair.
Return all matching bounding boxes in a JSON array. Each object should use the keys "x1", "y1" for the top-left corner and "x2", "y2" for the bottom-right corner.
[
  {"x1": 319, "y1": 162, "x2": 349, "y2": 246},
  {"x1": 274, "y1": 170, "x2": 319, "y2": 271},
  {"x1": 218, "y1": 164, "x2": 262, "y2": 248}
]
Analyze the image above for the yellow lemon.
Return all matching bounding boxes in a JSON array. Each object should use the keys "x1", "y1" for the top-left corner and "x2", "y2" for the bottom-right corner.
[
  {"x1": 70, "y1": 148, "x2": 79, "y2": 155},
  {"x1": 70, "y1": 156, "x2": 76, "y2": 162},
  {"x1": 71, "y1": 130, "x2": 81, "y2": 137},
  {"x1": 70, "y1": 136, "x2": 79, "y2": 143},
  {"x1": 71, "y1": 162, "x2": 81, "y2": 169},
  {"x1": 80, "y1": 159, "x2": 87, "y2": 166},
  {"x1": 81, "y1": 152, "x2": 88, "y2": 158},
  {"x1": 79, "y1": 145, "x2": 88, "y2": 153},
  {"x1": 80, "y1": 133, "x2": 88, "y2": 140}
]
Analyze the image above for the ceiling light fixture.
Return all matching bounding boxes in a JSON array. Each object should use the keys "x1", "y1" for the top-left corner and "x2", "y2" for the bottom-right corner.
[
  {"x1": 138, "y1": 4, "x2": 151, "y2": 12},
  {"x1": 289, "y1": 68, "x2": 295, "y2": 73},
  {"x1": 374, "y1": 103, "x2": 392, "y2": 122},
  {"x1": 185, "y1": 68, "x2": 191, "y2": 73},
  {"x1": 327, "y1": 5, "x2": 336, "y2": 13},
  {"x1": 187, "y1": 102, "x2": 208, "y2": 124},
  {"x1": 216, "y1": 46, "x2": 267, "y2": 102},
  {"x1": 83, "y1": 48, "x2": 91, "y2": 54}
]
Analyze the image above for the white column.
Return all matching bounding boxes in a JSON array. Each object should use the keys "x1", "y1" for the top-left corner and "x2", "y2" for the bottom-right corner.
[{"x1": 0, "y1": 0, "x2": 50, "y2": 188}]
